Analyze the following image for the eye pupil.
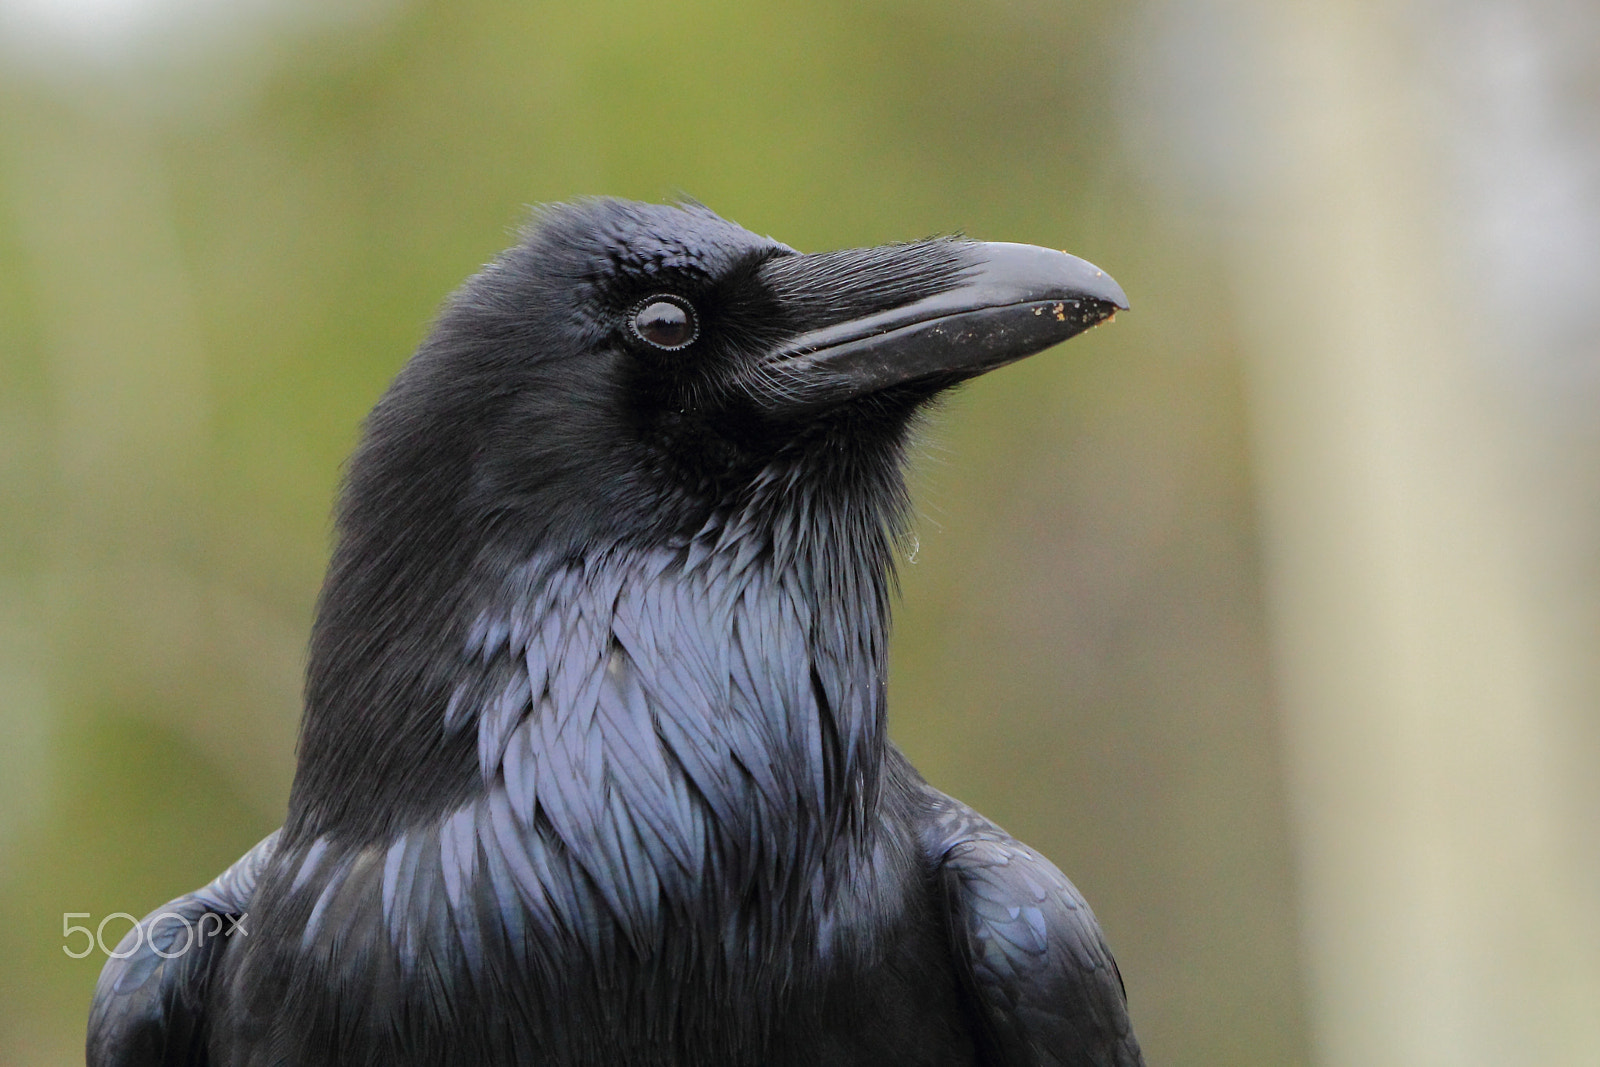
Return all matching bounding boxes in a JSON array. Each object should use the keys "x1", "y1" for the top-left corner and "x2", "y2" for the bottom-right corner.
[{"x1": 632, "y1": 298, "x2": 697, "y2": 350}]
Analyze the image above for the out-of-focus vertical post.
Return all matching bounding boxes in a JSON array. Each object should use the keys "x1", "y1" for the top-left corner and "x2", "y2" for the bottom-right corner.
[{"x1": 1217, "y1": 5, "x2": 1600, "y2": 1065}]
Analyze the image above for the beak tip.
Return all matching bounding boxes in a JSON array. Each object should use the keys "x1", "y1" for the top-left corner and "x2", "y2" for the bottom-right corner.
[
  {"x1": 1028, "y1": 244, "x2": 1126, "y2": 313},
  {"x1": 1087, "y1": 267, "x2": 1129, "y2": 313}
]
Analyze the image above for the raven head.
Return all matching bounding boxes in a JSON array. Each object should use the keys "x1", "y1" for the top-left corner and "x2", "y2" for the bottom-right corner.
[
  {"x1": 295, "y1": 198, "x2": 1123, "y2": 838},
  {"x1": 353, "y1": 198, "x2": 1125, "y2": 549}
]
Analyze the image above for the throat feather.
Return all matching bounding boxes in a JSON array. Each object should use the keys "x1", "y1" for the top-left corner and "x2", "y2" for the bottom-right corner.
[{"x1": 461, "y1": 523, "x2": 886, "y2": 945}]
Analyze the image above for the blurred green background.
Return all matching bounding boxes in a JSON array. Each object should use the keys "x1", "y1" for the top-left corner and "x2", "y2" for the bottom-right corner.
[{"x1": 2, "y1": 1, "x2": 1598, "y2": 1064}]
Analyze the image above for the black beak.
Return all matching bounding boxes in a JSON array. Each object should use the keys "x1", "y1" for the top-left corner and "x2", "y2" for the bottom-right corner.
[{"x1": 751, "y1": 241, "x2": 1126, "y2": 410}]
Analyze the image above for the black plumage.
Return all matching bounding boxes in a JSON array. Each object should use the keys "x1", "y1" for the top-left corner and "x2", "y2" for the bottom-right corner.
[{"x1": 88, "y1": 199, "x2": 1140, "y2": 1066}]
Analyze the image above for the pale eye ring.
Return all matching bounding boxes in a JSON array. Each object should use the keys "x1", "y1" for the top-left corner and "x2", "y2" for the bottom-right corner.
[{"x1": 629, "y1": 295, "x2": 698, "y2": 351}]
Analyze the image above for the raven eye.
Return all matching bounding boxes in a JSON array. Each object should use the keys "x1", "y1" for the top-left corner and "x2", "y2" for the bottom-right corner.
[{"x1": 630, "y1": 296, "x2": 698, "y2": 351}]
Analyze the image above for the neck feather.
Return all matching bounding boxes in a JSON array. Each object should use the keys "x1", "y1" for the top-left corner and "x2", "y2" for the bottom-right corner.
[{"x1": 287, "y1": 438, "x2": 908, "y2": 856}]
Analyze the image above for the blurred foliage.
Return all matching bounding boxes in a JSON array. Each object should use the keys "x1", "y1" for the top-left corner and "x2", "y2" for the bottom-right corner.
[{"x1": 0, "y1": 1, "x2": 1307, "y2": 1063}]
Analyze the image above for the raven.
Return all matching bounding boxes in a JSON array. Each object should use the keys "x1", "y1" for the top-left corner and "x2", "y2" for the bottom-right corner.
[{"x1": 89, "y1": 199, "x2": 1139, "y2": 1066}]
